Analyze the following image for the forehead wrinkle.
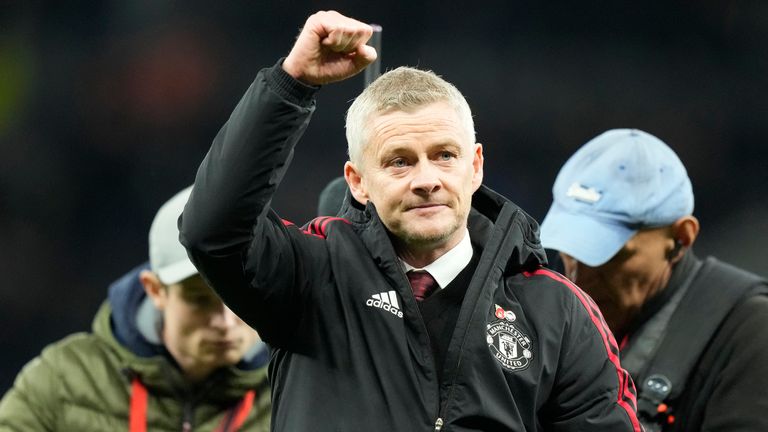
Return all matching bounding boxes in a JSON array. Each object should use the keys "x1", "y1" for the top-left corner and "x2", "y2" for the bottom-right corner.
[
  {"x1": 372, "y1": 120, "x2": 446, "y2": 145},
  {"x1": 371, "y1": 120, "x2": 465, "y2": 155},
  {"x1": 372, "y1": 133, "x2": 465, "y2": 164}
]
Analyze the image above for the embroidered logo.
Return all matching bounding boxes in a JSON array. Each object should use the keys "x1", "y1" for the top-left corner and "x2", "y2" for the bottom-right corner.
[
  {"x1": 366, "y1": 290, "x2": 403, "y2": 318},
  {"x1": 566, "y1": 182, "x2": 602, "y2": 204},
  {"x1": 487, "y1": 305, "x2": 532, "y2": 371}
]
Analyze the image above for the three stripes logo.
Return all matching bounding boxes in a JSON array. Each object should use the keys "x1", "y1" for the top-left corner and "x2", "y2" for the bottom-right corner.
[{"x1": 366, "y1": 290, "x2": 403, "y2": 318}]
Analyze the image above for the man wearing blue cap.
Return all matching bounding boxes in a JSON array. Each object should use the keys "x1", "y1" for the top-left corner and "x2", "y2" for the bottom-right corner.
[{"x1": 540, "y1": 128, "x2": 768, "y2": 431}]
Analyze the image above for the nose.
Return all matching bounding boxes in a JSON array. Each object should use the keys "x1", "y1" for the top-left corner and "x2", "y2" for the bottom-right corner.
[
  {"x1": 210, "y1": 304, "x2": 239, "y2": 330},
  {"x1": 410, "y1": 160, "x2": 441, "y2": 195}
]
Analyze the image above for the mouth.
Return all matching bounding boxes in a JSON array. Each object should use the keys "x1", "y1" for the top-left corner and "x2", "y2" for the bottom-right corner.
[
  {"x1": 406, "y1": 203, "x2": 447, "y2": 211},
  {"x1": 405, "y1": 204, "x2": 448, "y2": 217},
  {"x1": 208, "y1": 339, "x2": 238, "y2": 350}
]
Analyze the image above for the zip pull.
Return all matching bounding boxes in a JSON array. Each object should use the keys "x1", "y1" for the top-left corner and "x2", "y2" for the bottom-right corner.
[
  {"x1": 182, "y1": 399, "x2": 194, "y2": 432},
  {"x1": 434, "y1": 417, "x2": 444, "y2": 431}
]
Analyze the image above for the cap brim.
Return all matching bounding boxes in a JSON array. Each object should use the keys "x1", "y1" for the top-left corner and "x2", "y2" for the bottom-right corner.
[
  {"x1": 156, "y1": 259, "x2": 198, "y2": 285},
  {"x1": 540, "y1": 203, "x2": 637, "y2": 267}
]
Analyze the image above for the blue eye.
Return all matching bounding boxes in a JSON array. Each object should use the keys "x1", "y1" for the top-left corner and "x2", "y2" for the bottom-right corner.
[
  {"x1": 439, "y1": 152, "x2": 454, "y2": 160},
  {"x1": 391, "y1": 158, "x2": 407, "y2": 168}
]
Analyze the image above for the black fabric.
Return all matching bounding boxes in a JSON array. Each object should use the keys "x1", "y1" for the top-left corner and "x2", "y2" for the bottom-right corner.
[
  {"x1": 544, "y1": 248, "x2": 564, "y2": 274},
  {"x1": 674, "y1": 295, "x2": 768, "y2": 431},
  {"x1": 418, "y1": 250, "x2": 480, "y2": 385},
  {"x1": 643, "y1": 257, "x2": 763, "y2": 400},
  {"x1": 620, "y1": 252, "x2": 768, "y2": 431}
]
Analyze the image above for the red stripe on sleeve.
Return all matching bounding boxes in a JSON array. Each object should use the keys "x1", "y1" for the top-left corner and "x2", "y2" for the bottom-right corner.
[
  {"x1": 281, "y1": 218, "x2": 325, "y2": 239},
  {"x1": 282, "y1": 216, "x2": 349, "y2": 239},
  {"x1": 320, "y1": 216, "x2": 350, "y2": 235},
  {"x1": 524, "y1": 268, "x2": 642, "y2": 431}
]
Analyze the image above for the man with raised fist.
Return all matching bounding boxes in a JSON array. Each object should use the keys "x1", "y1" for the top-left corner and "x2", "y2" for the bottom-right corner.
[{"x1": 181, "y1": 10, "x2": 641, "y2": 431}]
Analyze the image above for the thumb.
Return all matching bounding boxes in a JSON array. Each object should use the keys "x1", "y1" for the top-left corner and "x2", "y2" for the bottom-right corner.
[
  {"x1": 353, "y1": 45, "x2": 378, "y2": 70},
  {"x1": 358, "y1": 45, "x2": 378, "y2": 64}
]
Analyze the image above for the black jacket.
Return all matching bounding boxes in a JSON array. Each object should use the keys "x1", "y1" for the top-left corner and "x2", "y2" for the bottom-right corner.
[
  {"x1": 621, "y1": 252, "x2": 768, "y2": 431},
  {"x1": 180, "y1": 63, "x2": 642, "y2": 431}
]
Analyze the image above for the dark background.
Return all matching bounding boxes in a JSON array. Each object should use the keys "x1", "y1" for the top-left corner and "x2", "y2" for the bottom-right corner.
[{"x1": 2, "y1": 1, "x2": 766, "y2": 393}]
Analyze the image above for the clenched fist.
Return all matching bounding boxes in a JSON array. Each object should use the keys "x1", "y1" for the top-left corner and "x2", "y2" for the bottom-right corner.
[{"x1": 283, "y1": 11, "x2": 378, "y2": 86}]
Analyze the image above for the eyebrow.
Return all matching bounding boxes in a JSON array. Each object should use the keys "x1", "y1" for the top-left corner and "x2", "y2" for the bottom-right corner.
[{"x1": 378, "y1": 141, "x2": 463, "y2": 159}]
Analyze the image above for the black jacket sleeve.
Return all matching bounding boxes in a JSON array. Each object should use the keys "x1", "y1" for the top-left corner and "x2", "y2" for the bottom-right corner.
[
  {"x1": 689, "y1": 294, "x2": 768, "y2": 431},
  {"x1": 179, "y1": 62, "x2": 328, "y2": 346}
]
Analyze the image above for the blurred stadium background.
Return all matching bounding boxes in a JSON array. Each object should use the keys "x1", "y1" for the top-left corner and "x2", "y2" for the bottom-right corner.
[{"x1": 2, "y1": 1, "x2": 766, "y2": 393}]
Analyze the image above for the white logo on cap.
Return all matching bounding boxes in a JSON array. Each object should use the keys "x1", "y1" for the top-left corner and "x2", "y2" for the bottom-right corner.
[{"x1": 566, "y1": 183, "x2": 602, "y2": 204}]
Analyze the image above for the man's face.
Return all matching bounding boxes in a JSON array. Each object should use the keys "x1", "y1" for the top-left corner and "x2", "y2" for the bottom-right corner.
[
  {"x1": 559, "y1": 227, "x2": 675, "y2": 336},
  {"x1": 346, "y1": 101, "x2": 483, "y2": 252},
  {"x1": 158, "y1": 275, "x2": 260, "y2": 381}
]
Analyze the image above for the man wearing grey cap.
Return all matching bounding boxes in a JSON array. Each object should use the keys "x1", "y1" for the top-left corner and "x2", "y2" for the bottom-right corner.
[
  {"x1": 0, "y1": 187, "x2": 270, "y2": 431},
  {"x1": 540, "y1": 128, "x2": 768, "y2": 431}
]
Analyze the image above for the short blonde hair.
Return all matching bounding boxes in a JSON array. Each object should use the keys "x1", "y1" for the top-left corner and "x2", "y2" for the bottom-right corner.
[{"x1": 345, "y1": 67, "x2": 475, "y2": 165}]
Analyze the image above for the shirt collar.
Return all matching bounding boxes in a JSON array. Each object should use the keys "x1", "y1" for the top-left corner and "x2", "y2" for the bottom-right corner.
[{"x1": 400, "y1": 229, "x2": 473, "y2": 289}]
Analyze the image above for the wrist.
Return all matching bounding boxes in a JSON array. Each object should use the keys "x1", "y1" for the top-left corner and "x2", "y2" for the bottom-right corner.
[
  {"x1": 281, "y1": 56, "x2": 303, "y2": 81},
  {"x1": 270, "y1": 59, "x2": 320, "y2": 105}
]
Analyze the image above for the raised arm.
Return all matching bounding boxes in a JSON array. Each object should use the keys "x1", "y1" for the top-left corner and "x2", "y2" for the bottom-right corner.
[{"x1": 179, "y1": 11, "x2": 376, "y2": 344}]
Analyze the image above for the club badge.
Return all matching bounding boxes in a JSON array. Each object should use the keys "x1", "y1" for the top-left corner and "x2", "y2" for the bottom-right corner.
[{"x1": 487, "y1": 304, "x2": 532, "y2": 371}]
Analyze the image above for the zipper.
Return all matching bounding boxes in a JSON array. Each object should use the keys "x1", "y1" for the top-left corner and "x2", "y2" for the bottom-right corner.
[
  {"x1": 434, "y1": 417, "x2": 444, "y2": 431},
  {"x1": 181, "y1": 400, "x2": 194, "y2": 432},
  {"x1": 410, "y1": 284, "x2": 443, "y2": 424},
  {"x1": 431, "y1": 211, "x2": 516, "y2": 432}
]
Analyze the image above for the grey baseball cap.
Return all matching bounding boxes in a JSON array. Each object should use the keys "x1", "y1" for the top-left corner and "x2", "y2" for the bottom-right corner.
[{"x1": 148, "y1": 186, "x2": 198, "y2": 285}]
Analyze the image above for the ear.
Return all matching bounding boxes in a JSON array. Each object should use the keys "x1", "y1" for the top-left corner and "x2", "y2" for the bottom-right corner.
[
  {"x1": 344, "y1": 161, "x2": 369, "y2": 205},
  {"x1": 140, "y1": 270, "x2": 168, "y2": 310},
  {"x1": 668, "y1": 215, "x2": 700, "y2": 263},
  {"x1": 471, "y1": 143, "x2": 484, "y2": 191}
]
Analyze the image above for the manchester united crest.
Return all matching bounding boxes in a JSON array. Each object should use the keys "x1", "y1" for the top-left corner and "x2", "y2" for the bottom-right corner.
[{"x1": 487, "y1": 304, "x2": 533, "y2": 371}]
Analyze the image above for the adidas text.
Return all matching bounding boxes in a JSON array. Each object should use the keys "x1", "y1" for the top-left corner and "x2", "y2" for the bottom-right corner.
[{"x1": 366, "y1": 291, "x2": 403, "y2": 318}]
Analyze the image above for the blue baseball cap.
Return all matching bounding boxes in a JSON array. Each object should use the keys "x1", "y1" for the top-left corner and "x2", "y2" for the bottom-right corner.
[{"x1": 540, "y1": 129, "x2": 694, "y2": 267}]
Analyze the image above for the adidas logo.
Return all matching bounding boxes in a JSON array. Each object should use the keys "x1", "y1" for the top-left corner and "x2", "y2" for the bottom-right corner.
[{"x1": 366, "y1": 291, "x2": 403, "y2": 318}]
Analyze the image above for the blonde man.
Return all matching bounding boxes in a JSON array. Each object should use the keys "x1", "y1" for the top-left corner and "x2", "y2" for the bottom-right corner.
[{"x1": 181, "y1": 11, "x2": 641, "y2": 431}]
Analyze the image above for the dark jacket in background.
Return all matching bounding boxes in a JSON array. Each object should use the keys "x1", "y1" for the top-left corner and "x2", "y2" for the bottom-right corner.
[{"x1": 621, "y1": 252, "x2": 768, "y2": 431}]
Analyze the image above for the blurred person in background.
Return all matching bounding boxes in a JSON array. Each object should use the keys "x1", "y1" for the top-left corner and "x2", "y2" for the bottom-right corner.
[
  {"x1": 180, "y1": 10, "x2": 641, "y2": 431},
  {"x1": 540, "y1": 129, "x2": 768, "y2": 431},
  {"x1": 316, "y1": 175, "x2": 348, "y2": 216},
  {"x1": 0, "y1": 187, "x2": 270, "y2": 431}
]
